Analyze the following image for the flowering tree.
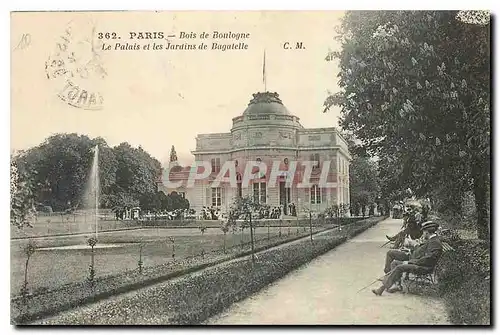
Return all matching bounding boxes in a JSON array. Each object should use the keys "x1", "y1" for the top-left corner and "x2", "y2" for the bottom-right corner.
[
  {"x1": 10, "y1": 158, "x2": 37, "y2": 229},
  {"x1": 326, "y1": 11, "x2": 490, "y2": 239}
]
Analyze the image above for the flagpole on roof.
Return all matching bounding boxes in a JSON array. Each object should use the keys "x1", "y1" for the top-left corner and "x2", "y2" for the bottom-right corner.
[{"x1": 263, "y1": 49, "x2": 267, "y2": 92}]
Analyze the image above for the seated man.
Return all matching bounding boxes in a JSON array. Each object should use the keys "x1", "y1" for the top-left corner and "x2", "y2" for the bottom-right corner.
[
  {"x1": 383, "y1": 237, "x2": 420, "y2": 274},
  {"x1": 386, "y1": 209, "x2": 423, "y2": 248},
  {"x1": 373, "y1": 221, "x2": 443, "y2": 296}
]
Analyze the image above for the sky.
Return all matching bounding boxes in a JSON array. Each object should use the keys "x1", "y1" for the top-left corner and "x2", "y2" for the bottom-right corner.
[{"x1": 11, "y1": 11, "x2": 344, "y2": 166}]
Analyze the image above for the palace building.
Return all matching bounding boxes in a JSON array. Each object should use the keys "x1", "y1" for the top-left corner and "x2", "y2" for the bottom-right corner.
[{"x1": 158, "y1": 91, "x2": 351, "y2": 217}]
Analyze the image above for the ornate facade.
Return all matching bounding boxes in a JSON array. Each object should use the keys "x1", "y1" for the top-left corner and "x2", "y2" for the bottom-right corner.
[{"x1": 159, "y1": 91, "x2": 351, "y2": 217}]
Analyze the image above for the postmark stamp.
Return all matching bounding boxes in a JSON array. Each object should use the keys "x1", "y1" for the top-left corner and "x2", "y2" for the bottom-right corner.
[{"x1": 45, "y1": 19, "x2": 106, "y2": 110}]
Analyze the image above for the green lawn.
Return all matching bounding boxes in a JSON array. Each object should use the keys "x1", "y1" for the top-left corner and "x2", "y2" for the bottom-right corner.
[{"x1": 11, "y1": 225, "x2": 321, "y2": 296}]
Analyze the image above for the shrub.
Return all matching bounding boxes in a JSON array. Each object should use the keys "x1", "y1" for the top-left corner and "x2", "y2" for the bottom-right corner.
[
  {"x1": 443, "y1": 276, "x2": 490, "y2": 325},
  {"x1": 436, "y1": 238, "x2": 490, "y2": 325}
]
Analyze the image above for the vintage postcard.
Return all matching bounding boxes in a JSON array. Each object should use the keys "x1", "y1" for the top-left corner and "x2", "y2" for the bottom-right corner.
[{"x1": 10, "y1": 10, "x2": 491, "y2": 325}]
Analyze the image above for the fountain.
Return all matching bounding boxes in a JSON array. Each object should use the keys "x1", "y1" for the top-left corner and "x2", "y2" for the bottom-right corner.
[
  {"x1": 38, "y1": 145, "x2": 103, "y2": 251},
  {"x1": 82, "y1": 144, "x2": 100, "y2": 239},
  {"x1": 91, "y1": 145, "x2": 99, "y2": 239},
  {"x1": 37, "y1": 144, "x2": 139, "y2": 251}
]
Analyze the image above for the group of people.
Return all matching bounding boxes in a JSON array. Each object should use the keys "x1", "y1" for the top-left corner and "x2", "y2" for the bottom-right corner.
[
  {"x1": 286, "y1": 203, "x2": 297, "y2": 216},
  {"x1": 141, "y1": 208, "x2": 195, "y2": 220},
  {"x1": 372, "y1": 220, "x2": 443, "y2": 295},
  {"x1": 199, "y1": 203, "x2": 297, "y2": 220},
  {"x1": 385, "y1": 204, "x2": 429, "y2": 249},
  {"x1": 369, "y1": 200, "x2": 443, "y2": 296},
  {"x1": 200, "y1": 206, "x2": 222, "y2": 220},
  {"x1": 257, "y1": 206, "x2": 283, "y2": 219}
]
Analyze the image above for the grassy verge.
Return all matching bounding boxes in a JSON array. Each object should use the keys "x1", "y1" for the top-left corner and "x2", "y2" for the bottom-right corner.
[
  {"x1": 435, "y1": 233, "x2": 490, "y2": 325},
  {"x1": 12, "y1": 222, "x2": 344, "y2": 324},
  {"x1": 32, "y1": 216, "x2": 384, "y2": 325},
  {"x1": 11, "y1": 225, "x2": 332, "y2": 295}
]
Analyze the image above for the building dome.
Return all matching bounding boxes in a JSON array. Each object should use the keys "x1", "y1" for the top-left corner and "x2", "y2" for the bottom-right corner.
[
  {"x1": 242, "y1": 92, "x2": 291, "y2": 116},
  {"x1": 230, "y1": 91, "x2": 303, "y2": 142}
]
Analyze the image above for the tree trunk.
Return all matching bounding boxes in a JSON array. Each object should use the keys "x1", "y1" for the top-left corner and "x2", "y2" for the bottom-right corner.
[
  {"x1": 472, "y1": 166, "x2": 490, "y2": 240},
  {"x1": 24, "y1": 256, "x2": 30, "y2": 291},
  {"x1": 223, "y1": 232, "x2": 226, "y2": 254},
  {"x1": 249, "y1": 215, "x2": 255, "y2": 263},
  {"x1": 309, "y1": 212, "x2": 313, "y2": 243}
]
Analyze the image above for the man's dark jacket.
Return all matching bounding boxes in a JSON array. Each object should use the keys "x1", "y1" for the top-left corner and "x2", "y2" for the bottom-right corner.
[{"x1": 408, "y1": 235, "x2": 443, "y2": 269}]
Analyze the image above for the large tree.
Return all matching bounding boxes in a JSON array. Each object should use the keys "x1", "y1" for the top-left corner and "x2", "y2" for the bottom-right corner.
[
  {"x1": 112, "y1": 143, "x2": 161, "y2": 206},
  {"x1": 326, "y1": 11, "x2": 490, "y2": 239},
  {"x1": 10, "y1": 158, "x2": 36, "y2": 228},
  {"x1": 13, "y1": 134, "x2": 162, "y2": 212},
  {"x1": 14, "y1": 134, "x2": 117, "y2": 211},
  {"x1": 350, "y1": 155, "x2": 380, "y2": 216},
  {"x1": 341, "y1": 132, "x2": 380, "y2": 216}
]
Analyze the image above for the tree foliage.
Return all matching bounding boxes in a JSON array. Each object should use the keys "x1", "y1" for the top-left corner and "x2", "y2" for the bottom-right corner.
[
  {"x1": 10, "y1": 158, "x2": 36, "y2": 228},
  {"x1": 327, "y1": 11, "x2": 490, "y2": 239},
  {"x1": 139, "y1": 191, "x2": 190, "y2": 212},
  {"x1": 12, "y1": 134, "x2": 162, "y2": 213},
  {"x1": 14, "y1": 134, "x2": 118, "y2": 211},
  {"x1": 341, "y1": 132, "x2": 380, "y2": 216},
  {"x1": 112, "y1": 142, "x2": 161, "y2": 205}
]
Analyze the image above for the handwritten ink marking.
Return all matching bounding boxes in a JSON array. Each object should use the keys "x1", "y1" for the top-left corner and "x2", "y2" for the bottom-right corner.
[
  {"x1": 14, "y1": 33, "x2": 31, "y2": 51},
  {"x1": 46, "y1": 19, "x2": 106, "y2": 110}
]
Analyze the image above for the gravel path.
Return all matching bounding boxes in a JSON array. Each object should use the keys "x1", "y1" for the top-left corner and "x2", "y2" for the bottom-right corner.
[{"x1": 207, "y1": 218, "x2": 450, "y2": 325}]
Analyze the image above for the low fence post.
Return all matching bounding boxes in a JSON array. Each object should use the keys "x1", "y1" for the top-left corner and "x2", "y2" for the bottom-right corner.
[
  {"x1": 249, "y1": 214, "x2": 255, "y2": 264},
  {"x1": 309, "y1": 212, "x2": 313, "y2": 243}
]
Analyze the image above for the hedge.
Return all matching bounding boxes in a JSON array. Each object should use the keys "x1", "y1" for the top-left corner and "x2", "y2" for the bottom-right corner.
[
  {"x1": 12, "y1": 222, "x2": 339, "y2": 324},
  {"x1": 32, "y1": 216, "x2": 384, "y2": 325}
]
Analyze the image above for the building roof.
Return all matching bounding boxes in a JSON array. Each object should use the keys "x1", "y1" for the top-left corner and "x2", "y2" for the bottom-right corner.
[{"x1": 242, "y1": 92, "x2": 291, "y2": 116}]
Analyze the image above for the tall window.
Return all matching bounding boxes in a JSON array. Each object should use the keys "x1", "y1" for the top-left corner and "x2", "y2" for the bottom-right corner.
[
  {"x1": 212, "y1": 187, "x2": 222, "y2": 207},
  {"x1": 311, "y1": 153, "x2": 320, "y2": 169},
  {"x1": 310, "y1": 185, "x2": 322, "y2": 204},
  {"x1": 253, "y1": 182, "x2": 267, "y2": 204},
  {"x1": 211, "y1": 158, "x2": 221, "y2": 173}
]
